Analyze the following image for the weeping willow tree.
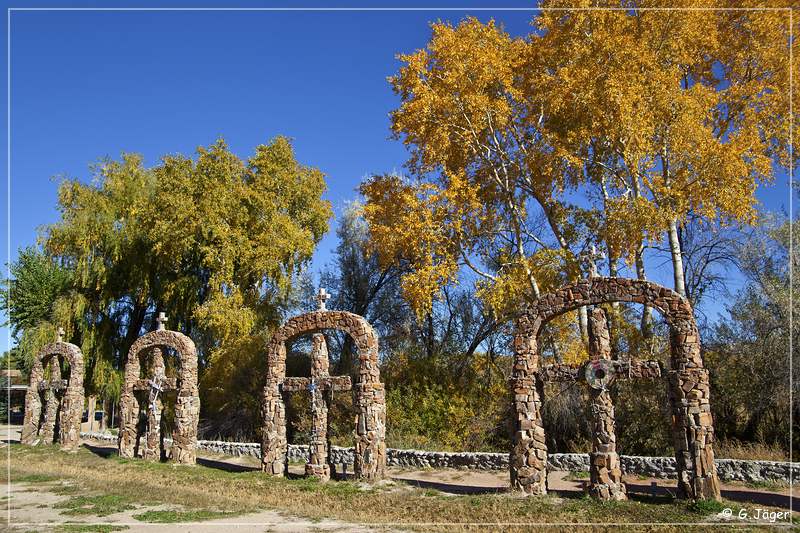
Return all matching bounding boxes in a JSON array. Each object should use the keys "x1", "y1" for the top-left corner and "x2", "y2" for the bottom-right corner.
[{"x1": 6, "y1": 137, "x2": 331, "y2": 433}]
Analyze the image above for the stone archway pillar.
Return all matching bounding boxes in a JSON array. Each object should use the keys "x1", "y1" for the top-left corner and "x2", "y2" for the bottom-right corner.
[
  {"x1": 142, "y1": 348, "x2": 165, "y2": 461},
  {"x1": 354, "y1": 324, "x2": 385, "y2": 481},
  {"x1": 354, "y1": 381, "x2": 386, "y2": 480},
  {"x1": 513, "y1": 278, "x2": 721, "y2": 501},
  {"x1": 261, "y1": 341, "x2": 288, "y2": 476},
  {"x1": 118, "y1": 324, "x2": 199, "y2": 465},
  {"x1": 20, "y1": 363, "x2": 45, "y2": 445},
  {"x1": 261, "y1": 307, "x2": 386, "y2": 482},
  {"x1": 118, "y1": 350, "x2": 141, "y2": 459},
  {"x1": 21, "y1": 337, "x2": 85, "y2": 450},
  {"x1": 39, "y1": 358, "x2": 62, "y2": 444},
  {"x1": 667, "y1": 324, "x2": 720, "y2": 500},
  {"x1": 172, "y1": 342, "x2": 199, "y2": 465},
  {"x1": 587, "y1": 307, "x2": 626, "y2": 501},
  {"x1": 510, "y1": 320, "x2": 547, "y2": 495}
]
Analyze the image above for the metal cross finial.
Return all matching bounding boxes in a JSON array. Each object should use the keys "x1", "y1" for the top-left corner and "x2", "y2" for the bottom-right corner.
[
  {"x1": 580, "y1": 244, "x2": 606, "y2": 278},
  {"x1": 156, "y1": 311, "x2": 168, "y2": 331},
  {"x1": 56, "y1": 327, "x2": 65, "y2": 343},
  {"x1": 315, "y1": 288, "x2": 331, "y2": 311}
]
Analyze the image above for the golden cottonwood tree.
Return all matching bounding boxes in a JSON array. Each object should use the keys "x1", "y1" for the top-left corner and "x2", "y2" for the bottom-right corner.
[
  {"x1": 536, "y1": 1, "x2": 795, "y2": 302},
  {"x1": 363, "y1": 5, "x2": 795, "y2": 344},
  {"x1": 362, "y1": 19, "x2": 586, "y2": 318}
]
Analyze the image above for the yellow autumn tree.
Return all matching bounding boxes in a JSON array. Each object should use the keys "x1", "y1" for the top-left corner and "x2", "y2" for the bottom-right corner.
[
  {"x1": 536, "y1": 1, "x2": 796, "y2": 303},
  {"x1": 363, "y1": 6, "x2": 795, "y2": 354}
]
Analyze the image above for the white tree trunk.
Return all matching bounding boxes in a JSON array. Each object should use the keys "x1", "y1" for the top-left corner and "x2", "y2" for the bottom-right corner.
[{"x1": 667, "y1": 219, "x2": 687, "y2": 298}]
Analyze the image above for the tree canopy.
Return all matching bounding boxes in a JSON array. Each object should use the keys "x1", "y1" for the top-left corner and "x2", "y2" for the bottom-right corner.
[
  {"x1": 362, "y1": 6, "x2": 796, "y2": 324},
  {"x1": 12, "y1": 137, "x2": 331, "y2": 428}
]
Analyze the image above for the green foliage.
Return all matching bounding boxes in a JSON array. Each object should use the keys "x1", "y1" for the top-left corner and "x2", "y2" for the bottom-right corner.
[
  {"x1": 54, "y1": 494, "x2": 136, "y2": 516},
  {"x1": 706, "y1": 215, "x2": 797, "y2": 458},
  {"x1": 687, "y1": 498, "x2": 726, "y2": 515},
  {"x1": 132, "y1": 510, "x2": 240, "y2": 523},
  {"x1": 57, "y1": 525, "x2": 129, "y2": 533},
  {"x1": 2, "y1": 247, "x2": 72, "y2": 338},
  {"x1": 1, "y1": 247, "x2": 79, "y2": 373},
  {"x1": 24, "y1": 136, "x2": 331, "y2": 427},
  {"x1": 613, "y1": 379, "x2": 672, "y2": 457},
  {"x1": 385, "y1": 353, "x2": 511, "y2": 452}
]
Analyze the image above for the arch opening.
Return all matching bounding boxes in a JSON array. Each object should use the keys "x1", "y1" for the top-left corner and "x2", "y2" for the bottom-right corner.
[
  {"x1": 21, "y1": 340, "x2": 84, "y2": 451},
  {"x1": 261, "y1": 310, "x2": 386, "y2": 482},
  {"x1": 512, "y1": 278, "x2": 721, "y2": 501},
  {"x1": 118, "y1": 328, "x2": 199, "y2": 465}
]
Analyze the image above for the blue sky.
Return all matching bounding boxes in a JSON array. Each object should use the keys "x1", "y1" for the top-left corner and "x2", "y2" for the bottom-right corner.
[{"x1": 1, "y1": 2, "x2": 793, "y2": 346}]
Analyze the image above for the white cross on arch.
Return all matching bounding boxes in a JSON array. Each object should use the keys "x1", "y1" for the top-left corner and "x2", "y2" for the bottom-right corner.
[
  {"x1": 315, "y1": 288, "x2": 331, "y2": 311},
  {"x1": 156, "y1": 311, "x2": 168, "y2": 331}
]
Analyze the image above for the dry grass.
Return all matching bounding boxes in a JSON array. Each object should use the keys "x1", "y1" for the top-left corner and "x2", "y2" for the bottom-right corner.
[
  {"x1": 6, "y1": 444, "x2": 792, "y2": 532},
  {"x1": 714, "y1": 440, "x2": 789, "y2": 462}
]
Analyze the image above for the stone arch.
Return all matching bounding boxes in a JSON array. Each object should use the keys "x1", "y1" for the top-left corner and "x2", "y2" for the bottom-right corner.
[
  {"x1": 511, "y1": 277, "x2": 720, "y2": 500},
  {"x1": 118, "y1": 329, "x2": 199, "y2": 465},
  {"x1": 261, "y1": 310, "x2": 386, "y2": 480},
  {"x1": 21, "y1": 341, "x2": 84, "y2": 450}
]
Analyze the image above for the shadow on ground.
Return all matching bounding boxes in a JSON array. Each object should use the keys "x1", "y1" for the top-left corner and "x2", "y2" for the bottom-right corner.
[{"x1": 78, "y1": 442, "x2": 794, "y2": 509}]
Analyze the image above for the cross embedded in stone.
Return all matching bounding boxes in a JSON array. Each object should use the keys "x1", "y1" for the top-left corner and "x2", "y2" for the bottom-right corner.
[
  {"x1": 579, "y1": 244, "x2": 606, "y2": 278},
  {"x1": 538, "y1": 308, "x2": 662, "y2": 502},
  {"x1": 38, "y1": 358, "x2": 67, "y2": 393},
  {"x1": 56, "y1": 327, "x2": 65, "y2": 343},
  {"x1": 156, "y1": 311, "x2": 168, "y2": 331},
  {"x1": 315, "y1": 288, "x2": 331, "y2": 312},
  {"x1": 281, "y1": 333, "x2": 351, "y2": 481}
]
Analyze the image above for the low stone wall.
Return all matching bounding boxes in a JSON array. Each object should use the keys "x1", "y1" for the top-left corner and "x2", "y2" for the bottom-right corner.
[{"x1": 80, "y1": 432, "x2": 798, "y2": 483}]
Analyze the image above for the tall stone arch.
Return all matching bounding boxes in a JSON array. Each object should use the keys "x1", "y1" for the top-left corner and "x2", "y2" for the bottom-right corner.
[
  {"x1": 261, "y1": 310, "x2": 386, "y2": 480},
  {"x1": 21, "y1": 340, "x2": 84, "y2": 450},
  {"x1": 512, "y1": 277, "x2": 720, "y2": 501},
  {"x1": 118, "y1": 329, "x2": 199, "y2": 465}
]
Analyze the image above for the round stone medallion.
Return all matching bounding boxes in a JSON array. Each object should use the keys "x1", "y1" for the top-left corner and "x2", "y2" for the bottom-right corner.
[{"x1": 584, "y1": 359, "x2": 614, "y2": 390}]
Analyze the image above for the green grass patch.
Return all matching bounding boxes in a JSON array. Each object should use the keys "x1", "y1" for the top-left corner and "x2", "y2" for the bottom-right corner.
[
  {"x1": 744, "y1": 479, "x2": 789, "y2": 491},
  {"x1": 7, "y1": 443, "x2": 793, "y2": 531},
  {"x1": 54, "y1": 494, "x2": 137, "y2": 517},
  {"x1": 52, "y1": 484, "x2": 81, "y2": 495},
  {"x1": 132, "y1": 509, "x2": 240, "y2": 523},
  {"x1": 14, "y1": 473, "x2": 60, "y2": 483},
  {"x1": 688, "y1": 498, "x2": 726, "y2": 515},
  {"x1": 57, "y1": 525, "x2": 129, "y2": 533}
]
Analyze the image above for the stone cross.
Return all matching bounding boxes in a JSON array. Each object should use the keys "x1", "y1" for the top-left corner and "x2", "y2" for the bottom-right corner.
[
  {"x1": 143, "y1": 347, "x2": 168, "y2": 461},
  {"x1": 315, "y1": 288, "x2": 331, "y2": 312},
  {"x1": 579, "y1": 244, "x2": 606, "y2": 278},
  {"x1": 539, "y1": 307, "x2": 661, "y2": 501},
  {"x1": 281, "y1": 334, "x2": 351, "y2": 481},
  {"x1": 56, "y1": 327, "x2": 65, "y2": 343},
  {"x1": 37, "y1": 357, "x2": 67, "y2": 444},
  {"x1": 156, "y1": 312, "x2": 168, "y2": 331}
]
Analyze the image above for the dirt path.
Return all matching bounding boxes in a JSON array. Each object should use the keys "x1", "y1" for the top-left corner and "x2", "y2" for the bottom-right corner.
[
  {"x1": 2, "y1": 426, "x2": 400, "y2": 532},
  {"x1": 185, "y1": 439, "x2": 794, "y2": 510},
  {"x1": 6, "y1": 479, "x2": 390, "y2": 532},
  {"x1": 6, "y1": 477, "x2": 402, "y2": 532}
]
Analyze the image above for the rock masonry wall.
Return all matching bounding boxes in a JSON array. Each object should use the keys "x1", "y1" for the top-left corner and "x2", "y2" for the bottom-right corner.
[{"x1": 81, "y1": 432, "x2": 800, "y2": 483}]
